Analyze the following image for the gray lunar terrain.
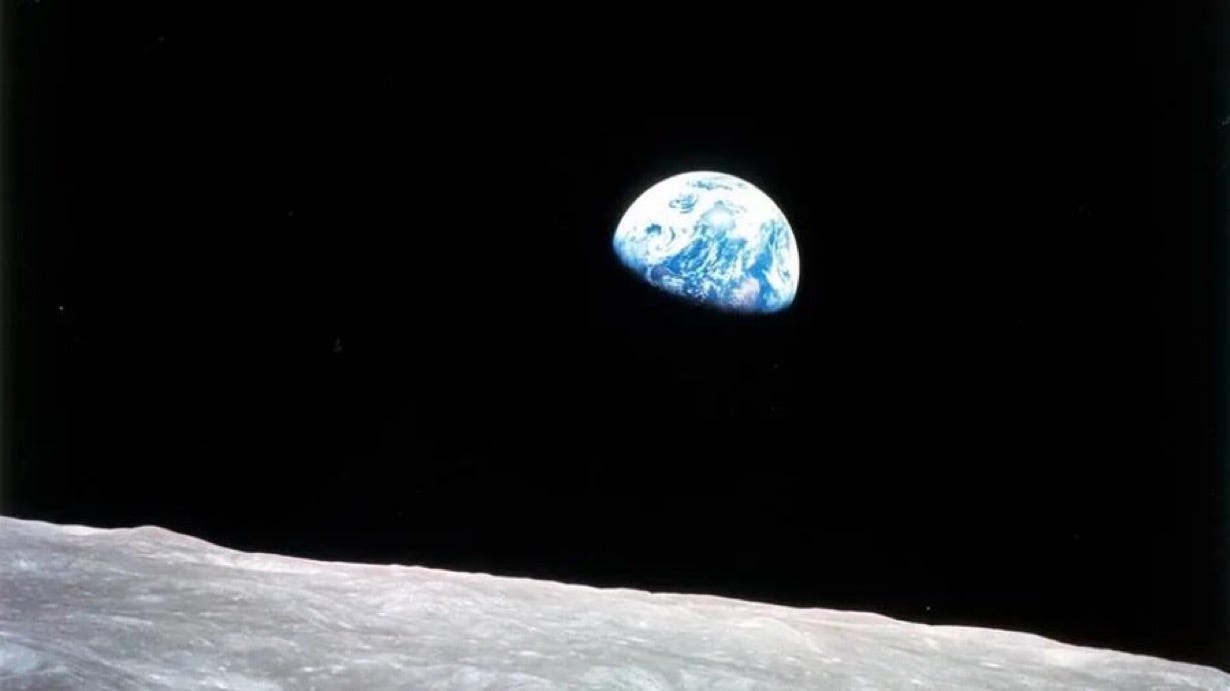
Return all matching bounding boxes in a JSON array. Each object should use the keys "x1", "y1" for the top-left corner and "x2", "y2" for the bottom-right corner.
[{"x1": 0, "y1": 516, "x2": 1225, "y2": 690}]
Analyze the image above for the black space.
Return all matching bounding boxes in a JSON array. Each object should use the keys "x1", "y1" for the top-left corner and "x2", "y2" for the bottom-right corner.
[{"x1": 5, "y1": 1, "x2": 1228, "y2": 671}]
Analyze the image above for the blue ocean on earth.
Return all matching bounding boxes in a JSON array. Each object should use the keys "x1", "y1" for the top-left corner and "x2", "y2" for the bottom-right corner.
[{"x1": 613, "y1": 171, "x2": 800, "y2": 314}]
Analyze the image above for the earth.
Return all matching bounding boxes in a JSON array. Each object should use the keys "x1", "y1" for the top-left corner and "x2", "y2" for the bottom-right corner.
[{"x1": 613, "y1": 171, "x2": 800, "y2": 313}]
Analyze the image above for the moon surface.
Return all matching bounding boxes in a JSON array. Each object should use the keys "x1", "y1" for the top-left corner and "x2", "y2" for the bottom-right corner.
[
  {"x1": 2, "y1": 516, "x2": 1225, "y2": 689},
  {"x1": 613, "y1": 171, "x2": 800, "y2": 314}
]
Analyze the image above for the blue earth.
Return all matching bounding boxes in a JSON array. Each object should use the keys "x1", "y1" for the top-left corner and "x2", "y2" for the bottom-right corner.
[{"x1": 613, "y1": 171, "x2": 800, "y2": 313}]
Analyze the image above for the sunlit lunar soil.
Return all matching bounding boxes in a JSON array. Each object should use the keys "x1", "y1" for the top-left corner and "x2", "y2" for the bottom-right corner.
[{"x1": 0, "y1": 517, "x2": 1225, "y2": 690}]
